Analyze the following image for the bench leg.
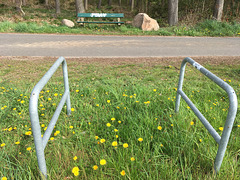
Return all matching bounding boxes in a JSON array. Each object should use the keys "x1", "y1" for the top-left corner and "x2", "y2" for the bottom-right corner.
[
  {"x1": 117, "y1": 18, "x2": 121, "y2": 26},
  {"x1": 78, "y1": 17, "x2": 85, "y2": 26}
]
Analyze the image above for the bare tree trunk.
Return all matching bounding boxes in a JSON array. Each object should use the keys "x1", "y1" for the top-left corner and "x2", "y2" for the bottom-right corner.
[
  {"x1": 168, "y1": 0, "x2": 178, "y2": 26},
  {"x1": 55, "y1": 0, "x2": 61, "y2": 14},
  {"x1": 145, "y1": 0, "x2": 148, "y2": 13},
  {"x1": 76, "y1": 0, "x2": 85, "y2": 15},
  {"x1": 15, "y1": 0, "x2": 25, "y2": 16},
  {"x1": 119, "y1": 0, "x2": 121, "y2": 6},
  {"x1": 22, "y1": 0, "x2": 26, "y2": 5},
  {"x1": 76, "y1": 0, "x2": 85, "y2": 22},
  {"x1": 131, "y1": 0, "x2": 134, "y2": 11},
  {"x1": 108, "y1": 0, "x2": 112, "y2": 6},
  {"x1": 213, "y1": 0, "x2": 224, "y2": 21},
  {"x1": 98, "y1": 0, "x2": 102, "y2": 9},
  {"x1": 45, "y1": 0, "x2": 48, "y2": 6},
  {"x1": 84, "y1": 0, "x2": 88, "y2": 10}
]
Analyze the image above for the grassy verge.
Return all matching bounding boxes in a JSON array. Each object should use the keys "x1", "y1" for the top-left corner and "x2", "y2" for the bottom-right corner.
[
  {"x1": 1, "y1": 20, "x2": 240, "y2": 36},
  {"x1": 0, "y1": 57, "x2": 240, "y2": 179}
]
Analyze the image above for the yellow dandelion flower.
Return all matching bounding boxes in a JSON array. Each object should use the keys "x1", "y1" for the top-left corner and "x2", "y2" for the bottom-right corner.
[
  {"x1": 160, "y1": 144, "x2": 163, "y2": 147},
  {"x1": 8, "y1": 127, "x2": 13, "y2": 131},
  {"x1": 76, "y1": 90, "x2": 79, "y2": 93},
  {"x1": 15, "y1": 141, "x2": 20, "y2": 145},
  {"x1": 54, "y1": 93, "x2": 58, "y2": 97},
  {"x1": 96, "y1": 104, "x2": 99, "y2": 107},
  {"x1": 120, "y1": 170, "x2": 126, "y2": 176},
  {"x1": 72, "y1": 167, "x2": 79, "y2": 176},
  {"x1": 25, "y1": 131, "x2": 32, "y2": 135},
  {"x1": 153, "y1": 89, "x2": 157, "y2": 92},
  {"x1": 219, "y1": 127, "x2": 224, "y2": 131},
  {"x1": 69, "y1": 126, "x2": 73, "y2": 129},
  {"x1": 199, "y1": 139, "x2": 202, "y2": 143},
  {"x1": 123, "y1": 143, "x2": 129, "y2": 148},
  {"x1": 131, "y1": 157, "x2": 135, "y2": 161},
  {"x1": 95, "y1": 136, "x2": 99, "y2": 140},
  {"x1": 100, "y1": 139, "x2": 106, "y2": 143},
  {"x1": 114, "y1": 129, "x2": 118, "y2": 132},
  {"x1": 111, "y1": 118, "x2": 115, "y2": 121},
  {"x1": 26, "y1": 147, "x2": 31, "y2": 151},
  {"x1": 100, "y1": 159, "x2": 106, "y2": 165},
  {"x1": 190, "y1": 121, "x2": 194, "y2": 125},
  {"x1": 48, "y1": 98, "x2": 51, "y2": 101},
  {"x1": 93, "y1": 165, "x2": 98, "y2": 170},
  {"x1": 138, "y1": 138, "x2": 143, "y2": 142},
  {"x1": 238, "y1": 125, "x2": 240, "y2": 127},
  {"x1": 112, "y1": 141, "x2": 118, "y2": 146},
  {"x1": 106, "y1": 123, "x2": 111, "y2": 127},
  {"x1": 20, "y1": 100, "x2": 25, "y2": 104},
  {"x1": 73, "y1": 156, "x2": 77, "y2": 161},
  {"x1": 116, "y1": 135, "x2": 119, "y2": 138},
  {"x1": 107, "y1": 100, "x2": 110, "y2": 103},
  {"x1": 2, "y1": 177, "x2": 7, "y2": 180},
  {"x1": 50, "y1": 137, "x2": 54, "y2": 141},
  {"x1": 157, "y1": 126, "x2": 162, "y2": 130},
  {"x1": 1, "y1": 143, "x2": 6, "y2": 147},
  {"x1": 71, "y1": 108, "x2": 75, "y2": 112},
  {"x1": 118, "y1": 121, "x2": 121, "y2": 124},
  {"x1": 171, "y1": 124, "x2": 173, "y2": 127}
]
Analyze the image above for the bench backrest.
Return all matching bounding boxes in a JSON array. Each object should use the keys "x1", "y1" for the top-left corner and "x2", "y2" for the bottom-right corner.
[{"x1": 78, "y1": 13, "x2": 124, "y2": 18}]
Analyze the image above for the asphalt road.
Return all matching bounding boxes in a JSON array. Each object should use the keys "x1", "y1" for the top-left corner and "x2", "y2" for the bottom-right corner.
[{"x1": 0, "y1": 33, "x2": 240, "y2": 57}]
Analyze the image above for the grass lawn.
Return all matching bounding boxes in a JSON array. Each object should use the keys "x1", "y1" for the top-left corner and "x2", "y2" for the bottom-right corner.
[{"x1": 0, "y1": 56, "x2": 240, "y2": 179}]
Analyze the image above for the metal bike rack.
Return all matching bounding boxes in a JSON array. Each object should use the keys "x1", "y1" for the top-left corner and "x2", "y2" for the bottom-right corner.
[
  {"x1": 29, "y1": 57, "x2": 71, "y2": 179},
  {"x1": 175, "y1": 57, "x2": 238, "y2": 173}
]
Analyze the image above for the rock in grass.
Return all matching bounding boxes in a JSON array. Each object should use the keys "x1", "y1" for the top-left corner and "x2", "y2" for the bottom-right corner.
[
  {"x1": 62, "y1": 19, "x2": 75, "y2": 28},
  {"x1": 133, "y1": 13, "x2": 159, "y2": 31}
]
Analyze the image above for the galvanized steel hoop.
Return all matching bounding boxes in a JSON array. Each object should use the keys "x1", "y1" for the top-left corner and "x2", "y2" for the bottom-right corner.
[
  {"x1": 175, "y1": 57, "x2": 238, "y2": 173},
  {"x1": 29, "y1": 57, "x2": 71, "y2": 179}
]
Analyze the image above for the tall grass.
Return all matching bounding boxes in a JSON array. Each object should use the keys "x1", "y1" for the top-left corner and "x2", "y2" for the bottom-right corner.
[
  {"x1": 0, "y1": 20, "x2": 240, "y2": 36},
  {"x1": 0, "y1": 58, "x2": 240, "y2": 179}
]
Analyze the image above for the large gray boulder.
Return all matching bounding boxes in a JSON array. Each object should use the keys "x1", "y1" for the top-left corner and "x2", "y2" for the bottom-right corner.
[
  {"x1": 62, "y1": 19, "x2": 75, "y2": 28},
  {"x1": 132, "y1": 13, "x2": 159, "y2": 31}
]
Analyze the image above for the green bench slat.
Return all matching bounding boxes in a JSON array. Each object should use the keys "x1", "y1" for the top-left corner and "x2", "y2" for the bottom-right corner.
[
  {"x1": 77, "y1": 21, "x2": 124, "y2": 24},
  {"x1": 77, "y1": 13, "x2": 124, "y2": 18}
]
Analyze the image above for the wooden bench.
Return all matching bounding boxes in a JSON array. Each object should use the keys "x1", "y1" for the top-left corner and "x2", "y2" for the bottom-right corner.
[{"x1": 77, "y1": 13, "x2": 124, "y2": 25}]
